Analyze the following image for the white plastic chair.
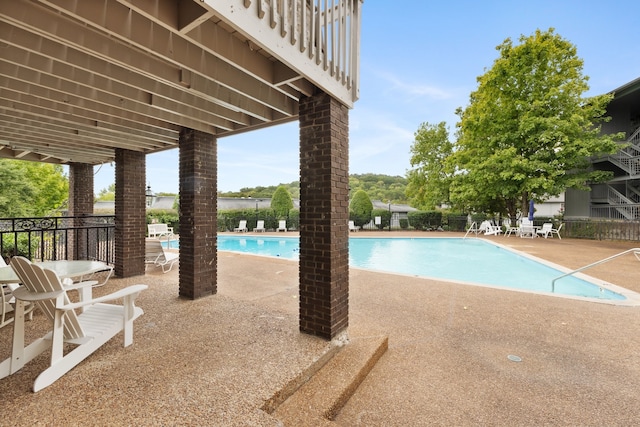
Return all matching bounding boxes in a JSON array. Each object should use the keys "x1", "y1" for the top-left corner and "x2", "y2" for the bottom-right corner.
[
  {"x1": 145, "y1": 239, "x2": 179, "y2": 273},
  {"x1": 0, "y1": 256, "x2": 147, "y2": 392}
]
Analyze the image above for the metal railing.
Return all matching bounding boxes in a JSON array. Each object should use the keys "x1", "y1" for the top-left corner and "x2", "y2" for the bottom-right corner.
[
  {"x1": 551, "y1": 248, "x2": 640, "y2": 292},
  {"x1": 0, "y1": 215, "x2": 115, "y2": 264}
]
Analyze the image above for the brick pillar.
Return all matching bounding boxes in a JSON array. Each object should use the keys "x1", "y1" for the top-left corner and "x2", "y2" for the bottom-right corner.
[
  {"x1": 178, "y1": 128, "x2": 217, "y2": 299},
  {"x1": 299, "y1": 92, "x2": 350, "y2": 340},
  {"x1": 68, "y1": 163, "x2": 94, "y2": 260},
  {"x1": 114, "y1": 149, "x2": 146, "y2": 277}
]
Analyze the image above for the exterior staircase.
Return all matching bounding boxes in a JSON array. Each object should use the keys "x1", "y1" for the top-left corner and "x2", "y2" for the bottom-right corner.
[{"x1": 591, "y1": 127, "x2": 640, "y2": 219}]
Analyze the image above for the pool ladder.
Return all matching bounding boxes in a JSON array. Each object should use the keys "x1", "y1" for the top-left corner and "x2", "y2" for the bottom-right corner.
[{"x1": 551, "y1": 247, "x2": 640, "y2": 292}]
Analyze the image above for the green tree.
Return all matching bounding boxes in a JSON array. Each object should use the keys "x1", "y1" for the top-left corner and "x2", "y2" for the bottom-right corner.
[
  {"x1": 270, "y1": 185, "x2": 294, "y2": 218},
  {"x1": 0, "y1": 159, "x2": 68, "y2": 217},
  {"x1": 406, "y1": 122, "x2": 453, "y2": 210},
  {"x1": 450, "y1": 28, "x2": 622, "y2": 219},
  {"x1": 96, "y1": 184, "x2": 116, "y2": 201},
  {"x1": 349, "y1": 189, "x2": 373, "y2": 227}
]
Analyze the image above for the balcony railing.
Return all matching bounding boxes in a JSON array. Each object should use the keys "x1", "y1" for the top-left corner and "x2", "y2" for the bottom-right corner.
[
  {"x1": 0, "y1": 216, "x2": 115, "y2": 264},
  {"x1": 207, "y1": 0, "x2": 362, "y2": 106}
]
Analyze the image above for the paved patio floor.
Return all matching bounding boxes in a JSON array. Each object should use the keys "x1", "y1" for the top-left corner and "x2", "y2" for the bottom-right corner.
[{"x1": 1, "y1": 232, "x2": 639, "y2": 426}]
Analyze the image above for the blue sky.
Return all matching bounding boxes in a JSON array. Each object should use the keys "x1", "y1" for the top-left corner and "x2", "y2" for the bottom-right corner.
[{"x1": 94, "y1": 1, "x2": 640, "y2": 194}]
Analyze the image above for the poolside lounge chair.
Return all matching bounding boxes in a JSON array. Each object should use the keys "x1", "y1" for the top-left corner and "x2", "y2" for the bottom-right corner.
[
  {"x1": 276, "y1": 220, "x2": 287, "y2": 232},
  {"x1": 484, "y1": 221, "x2": 502, "y2": 236},
  {"x1": 253, "y1": 220, "x2": 266, "y2": 232},
  {"x1": 536, "y1": 223, "x2": 554, "y2": 238},
  {"x1": 234, "y1": 220, "x2": 248, "y2": 233},
  {"x1": 145, "y1": 238, "x2": 179, "y2": 273},
  {"x1": 348, "y1": 221, "x2": 360, "y2": 232},
  {"x1": 1, "y1": 256, "x2": 147, "y2": 392}
]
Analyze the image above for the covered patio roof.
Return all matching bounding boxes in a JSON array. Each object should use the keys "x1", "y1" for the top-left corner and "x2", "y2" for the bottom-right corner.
[{"x1": 0, "y1": 0, "x2": 361, "y2": 165}]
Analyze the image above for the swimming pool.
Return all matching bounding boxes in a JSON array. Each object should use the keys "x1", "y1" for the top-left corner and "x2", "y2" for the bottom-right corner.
[{"x1": 164, "y1": 236, "x2": 627, "y2": 301}]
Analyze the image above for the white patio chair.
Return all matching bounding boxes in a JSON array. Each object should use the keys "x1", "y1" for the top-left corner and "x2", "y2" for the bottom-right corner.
[
  {"x1": 536, "y1": 223, "x2": 554, "y2": 238},
  {"x1": 145, "y1": 238, "x2": 179, "y2": 273},
  {"x1": 348, "y1": 221, "x2": 360, "y2": 232},
  {"x1": 234, "y1": 220, "x2": 248, "y2": 232},
  {"x1": 276, "y1": 220, "x2": 287, "y2": 232},
  {"x1": 147, "y1": 223, "x2": 174, "y2": 239},
  {"x1": 549, "y1": 223, "x2": 563, "y2": 239},
  {"x1": 0, "y1": 256, "x2": 147, "y2": 392},
  {"x1": 253, "y1": 220, "x2": 266, "y2": 232}
]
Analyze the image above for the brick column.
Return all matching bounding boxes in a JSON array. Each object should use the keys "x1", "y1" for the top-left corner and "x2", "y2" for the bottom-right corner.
[
  {"x1": 299, "y1": 92, "x2": 350, "y2": 340},
  {"x1": 114, "y1": 149, "x2": 146, "y2": 277},
  {"x1": 178, "y1": 128, "x2": 217, "y2": 299},
  {"x1": 68, "y1": 163, "x2": 94, "y2": 260}
]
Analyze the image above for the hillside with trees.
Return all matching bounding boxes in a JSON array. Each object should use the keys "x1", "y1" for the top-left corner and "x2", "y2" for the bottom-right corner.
[{"x1": 215, "y1": 173, "x2": 409, "y2": 203}]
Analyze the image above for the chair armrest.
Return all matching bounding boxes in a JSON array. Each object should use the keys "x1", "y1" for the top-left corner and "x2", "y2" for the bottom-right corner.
[
  {"x1": 12, "y1": 286, "x2": 64, "y2": 301},
  {"x1": 59, "y1": 284, "x2": 148, "y2": 311}
]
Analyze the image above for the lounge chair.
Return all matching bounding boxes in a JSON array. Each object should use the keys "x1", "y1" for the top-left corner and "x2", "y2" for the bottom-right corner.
[
  {"x1": 484, "y1": 221, "x2": 502, "y2": 236},
  {"x1": 348, "y1": 221, "x2": 360, "y2": 232},
  {"x1": 536, "y1": 223, "x2": 554, "y2": 238},
  {"x1": 145, "y1": 238, "x2": 179, "y2": 273},
  {"x1": 234, "y1": 220, "x2": 248, "y2": 233},
  {"x1": 1, "y1": 256, "x2": 147, "y2": 392},
  {"x1": 147, "y1": 223, "x2": 174, "y2": 239},
  {"x1": 276, "y1": 220, "x2": 287, "y2": 232},
  {"x1": 253, "y1": 220, "x2": 266, "y2": 232}
]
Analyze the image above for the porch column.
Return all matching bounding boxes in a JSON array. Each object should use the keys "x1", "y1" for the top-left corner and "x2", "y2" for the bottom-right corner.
[
  {"x1": 178, "y1": 128, "x2": 217, "y2": 299},
  {"x1": 114, "y1": 149, "x2": 146, "y2": 277},
  {"x1": 299, "y1": 92, "x2": 350, "y2": 340},
  {"x1": 68, "y1": 163, "x2": 94, "y2": 260}
]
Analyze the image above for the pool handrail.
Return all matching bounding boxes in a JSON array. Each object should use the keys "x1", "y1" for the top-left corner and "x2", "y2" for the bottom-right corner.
[
  {"x1": 551, "y1": 247, "x2": 640, "y2": 292},
  {"x1": 463, "y1": 222, "x2": 478, "y2": 239}
]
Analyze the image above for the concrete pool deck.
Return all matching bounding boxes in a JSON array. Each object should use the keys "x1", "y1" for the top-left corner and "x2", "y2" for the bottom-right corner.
[{"x1": 1, "y1": 232, "x2": 639, "y2": 425}]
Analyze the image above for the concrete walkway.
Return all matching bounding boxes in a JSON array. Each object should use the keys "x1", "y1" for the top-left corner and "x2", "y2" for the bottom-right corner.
[{"x1": 1, "y1": 232, "x2": 639, "y2": 426}]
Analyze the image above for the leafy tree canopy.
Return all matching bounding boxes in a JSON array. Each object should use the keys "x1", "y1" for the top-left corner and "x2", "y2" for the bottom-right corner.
[
  {"x1": 0, "y1": 159, "x2": 68, "y2": 217},
  {"x1": 449, "y1": 28, "x2": 622, "y2": 218},
  {"x1": 406, "y1": 122, "x2": 453, "y2": 210},
  {"x1": 270, "y1": 185, "x2": 294, "y2": 217}
]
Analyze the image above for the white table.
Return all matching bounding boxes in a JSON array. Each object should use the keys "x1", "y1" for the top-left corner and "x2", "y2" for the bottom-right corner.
[
  {"x1": 0, "y1": 260, "x2": 113, "y2": 314},
  {"x1": 0, "y1": 260, "x2": 112, "y2": 284}
]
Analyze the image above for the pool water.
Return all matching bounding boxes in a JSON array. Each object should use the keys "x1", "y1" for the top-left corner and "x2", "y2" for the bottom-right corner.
[{"x1": 163, "y1": 236, "x2": 625, "y2": 301}]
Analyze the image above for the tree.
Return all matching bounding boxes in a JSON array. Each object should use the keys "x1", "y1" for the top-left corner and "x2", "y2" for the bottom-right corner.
[
  {"x1": 349, "y1": 189, "x2": 373, "y2": 227},
  {"x1": 270, "y1": 185, "x2": 294, "y2": 218},
  {"x1": 96, "y1": 184, "x2": 116, "y2": 201},
  {"x1": 406, "y1": 122, "x2": 453, "y2": 210},
  {"x1": 450, "y1": 28, "x2": 622, "y2": 219},
  {"x1": 0, "y1": 159, "x2": 68, "y2": 217}
]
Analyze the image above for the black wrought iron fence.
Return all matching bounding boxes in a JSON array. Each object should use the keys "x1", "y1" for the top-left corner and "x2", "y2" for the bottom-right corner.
[{"x1": 0, "y1": 215, "x2": 115, "y2": 264}]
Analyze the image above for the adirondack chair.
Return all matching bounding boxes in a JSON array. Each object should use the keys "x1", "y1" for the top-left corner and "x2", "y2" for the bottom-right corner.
[{"x1": 0, "y1": 256, "x2": 147, "y2": 392}]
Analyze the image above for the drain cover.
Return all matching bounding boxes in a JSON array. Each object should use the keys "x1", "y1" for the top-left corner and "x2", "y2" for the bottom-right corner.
[{"x1": 507, "y1": 354, "x2": 522, "y2": 362}]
